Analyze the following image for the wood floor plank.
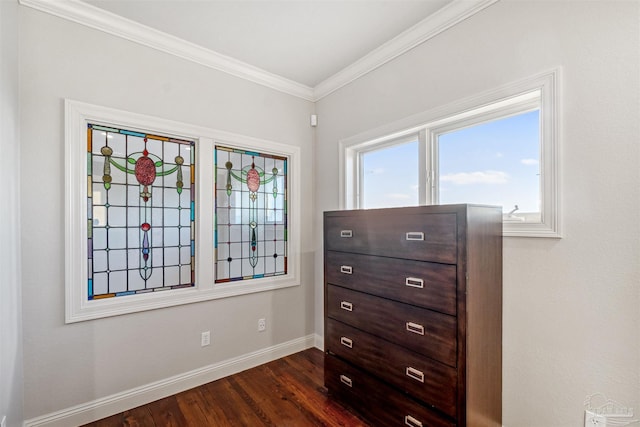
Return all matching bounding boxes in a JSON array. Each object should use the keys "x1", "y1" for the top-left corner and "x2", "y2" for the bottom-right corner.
[
  {"x1": 175, "y1": 388, "x2": 219, "y2": 426},
  {"x1": 269, "y1": 359, "x2": 368, "y2": 427},
  {"x1": 147, "y1": 396, "x2": 189, "y2": 427},
  {"x1": 278, "y1": 350, "x2": 326, "y2": 389},
  {"x1": 122, "y1": 405, "x2": 155, "y2": 427},
  {"x1": 260, "y1": 363, "x2": 328, "y2": 426},
  {"x1": 226, "y1": 373, "x2": 281, "y2": 426},
  {"x1": 179, "y1": 386, "x2": 231, "y2": 426},
  {"x1": 232, "y1": 364, "x2": 323, "y2": 427},
  {"x1": 81, "y1": 348, "x2": 369, "y2": 427},
  {"x1": 200, "y1": 376, "x2": 268, "y2": 426}
]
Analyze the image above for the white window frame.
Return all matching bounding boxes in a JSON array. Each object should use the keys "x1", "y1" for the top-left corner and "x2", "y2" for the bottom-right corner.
[
  {"x1": 65, "y1": 99, "x2": 301, "y2": 323},
  {"x1": 340, "y1": 69, "x2": 561, "y2": 238}
]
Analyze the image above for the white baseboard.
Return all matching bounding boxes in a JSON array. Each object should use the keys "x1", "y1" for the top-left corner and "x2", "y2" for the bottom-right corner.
[
  {"x1": 314, "y1": 333, "x2": 324, "y2": 351},
  {"x1": 24, "y1": 334, "x2": 316, "y2": 427}
]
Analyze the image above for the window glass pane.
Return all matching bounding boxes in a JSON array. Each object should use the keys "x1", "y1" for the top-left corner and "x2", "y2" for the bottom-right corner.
[
  {"x1": 361, "y1": 139, "x2": 419, "y2": 209},
  {"x1": 87, "y1": 124, "x2": 196, "y2": 299},
  {"x1": 437, "y1": 110, "x2": 540, "y2": 221},
  {"x1": 214, "y1": 146, "x2": 288, "y2": 283}
]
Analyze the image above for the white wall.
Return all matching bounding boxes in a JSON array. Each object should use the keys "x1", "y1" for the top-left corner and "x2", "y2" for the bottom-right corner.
[
  {"x1": 19, "y1": 5, "x2": 315, "y2": 422},
  {"x1": 314, "y1": 1, "x2": 640, "y2": 426},
  {"x1": 0, "y1": 1, "x2": 24, "y2": 426}
]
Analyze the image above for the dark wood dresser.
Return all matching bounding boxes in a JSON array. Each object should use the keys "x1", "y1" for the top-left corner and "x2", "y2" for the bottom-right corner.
[{"x1": 323, "y1": 204, "x2": 502, "y2": 426}]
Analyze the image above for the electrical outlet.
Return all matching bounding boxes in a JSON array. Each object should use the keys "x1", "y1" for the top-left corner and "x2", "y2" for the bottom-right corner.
[
  {"x1": 258, "y1": 318, "x2": 266, "y2": 332},
  {"x1": 585, "y1": 410, "x2": 607, "y2": 427},
  {"x1": 201, "y1": 330, "x2": 210, "y2": 347}
]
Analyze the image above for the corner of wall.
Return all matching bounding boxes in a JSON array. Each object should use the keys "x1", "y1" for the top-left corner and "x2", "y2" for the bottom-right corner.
[{"x1": 0, "y1": 1, "x2": 24, "y2": 426}]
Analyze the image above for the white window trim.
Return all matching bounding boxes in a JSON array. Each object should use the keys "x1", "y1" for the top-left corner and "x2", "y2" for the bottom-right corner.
[
  {"x1": 339, "y1": 68, "x2": 561, "y2": 238},
  {"x1": 65, "y1": 99, "x2": 301, "y2": 323}
]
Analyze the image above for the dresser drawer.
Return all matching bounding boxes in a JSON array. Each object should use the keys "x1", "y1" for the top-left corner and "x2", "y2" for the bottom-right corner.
[
  {"x1": 325, "y1": 250, "x2": 457, "y2": 316},
  {"x1": 327, "y1": 285, "x2": 457, "y2": 366},
  {"x1": 324, "y1": 212, "x2": 457, "y2": 264},
  {"x1": 325, "y1": 354, "x2": 456, "y2": 427},
  {"x1": 326, "y1": 319, "x2": 457, "y2": 417}
]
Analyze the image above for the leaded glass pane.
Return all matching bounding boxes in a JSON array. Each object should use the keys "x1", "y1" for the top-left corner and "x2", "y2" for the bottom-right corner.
[
  {"x1": 108, "y1": 184, "x2": 127, "y2": 206},
  {"x1": 86, "y1": 124, "x2": 196, "y2": 299},
  {"x1": 214, "y1": 145, "x2": 288, "y2": 282}
]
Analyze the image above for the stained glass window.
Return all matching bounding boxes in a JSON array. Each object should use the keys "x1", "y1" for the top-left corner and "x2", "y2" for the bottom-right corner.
[
  {"x1": 215, "y1": 146, "x2": 287, "y2": 282},
  {"x1": 87, "y1": 124, "x2": 195, "y2": 299}
]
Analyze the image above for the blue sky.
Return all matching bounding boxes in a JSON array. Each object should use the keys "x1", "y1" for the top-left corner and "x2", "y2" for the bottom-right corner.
[{"x1": 362, "y1": 110, "x2": 540, "y2": 213}]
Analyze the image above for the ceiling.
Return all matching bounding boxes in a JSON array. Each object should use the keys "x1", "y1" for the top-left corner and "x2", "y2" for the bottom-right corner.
[
  {"x1": 83, "y1": 0, "x2": 453, "y2": 88},
  {"x1": 21, "y1": 0, "x2": 496, "y2": 99}
]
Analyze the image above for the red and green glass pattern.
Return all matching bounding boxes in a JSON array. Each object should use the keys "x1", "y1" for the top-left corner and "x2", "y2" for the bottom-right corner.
[
  {"x1": 214, "y1": 145, "x2": 287, "y2": 283},
  {"x1": 87, "y1": 124, "x2": 195, "y2": 299}
]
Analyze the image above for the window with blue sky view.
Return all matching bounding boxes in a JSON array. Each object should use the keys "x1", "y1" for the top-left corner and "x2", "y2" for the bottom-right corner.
[{"x1": 361, "y1": 109, "x2": 540, "y2": 219}]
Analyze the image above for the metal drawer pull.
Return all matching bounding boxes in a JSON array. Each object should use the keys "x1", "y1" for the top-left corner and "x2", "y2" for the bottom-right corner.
[
  {"x1": 405, "y1": 277, "x2": 424, "y2": 288},
  {"x1": 340, "y1": 301, "x2": 353, "y2": 312},
  {"x1": 406, "y1": 367, "x2": 425, "y2": 383},
  {"x1": 340, "y1": 336, "x2": 353, "y2": 348},
  {"x1": 405, "y1": 232, "x2": 425, "y2": 241},
  {"x1": 405, "y1": 415, "x2": 423, "y2": 427},
  {"x1": 340, "y1": 375, "x2": 353, "y2": 387},
  {"x1": 406, "y1": 322, "x2": 425, "y2": 335},
  {"x1": 340, "y1": 230, "x2": 353, "y2": 238},
  {"x1": 340, "y1": 265, "x2": 353, "y2": 275}
]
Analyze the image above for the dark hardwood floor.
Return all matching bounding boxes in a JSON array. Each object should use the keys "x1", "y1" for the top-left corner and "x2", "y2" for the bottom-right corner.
[{"x1": 82, "y1": 348, "x2": 370, "y2": 427}]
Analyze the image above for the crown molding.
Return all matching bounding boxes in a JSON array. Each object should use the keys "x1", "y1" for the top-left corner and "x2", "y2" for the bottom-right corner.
[
  {"x1": 19, "y1": 0, "x2": 498, "y2": 103},
  {"x1": 312, "y1": 0, "x2": 499, "y2": 100},
  {"x1": 19, "y1": 0, "x2": 316, "y2": 101}
]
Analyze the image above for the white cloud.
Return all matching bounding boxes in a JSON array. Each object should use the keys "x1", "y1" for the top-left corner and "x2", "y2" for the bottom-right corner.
[
  {"x1": 496, "y1": 152, "x2": 504, "y2": 158},
  {"x1": 441, "y1": 170, "x2": 508, "y2": 185},
  {"x1": 521, "y1": 158, "x2": 539, "y2": 165}
]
